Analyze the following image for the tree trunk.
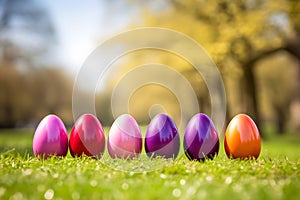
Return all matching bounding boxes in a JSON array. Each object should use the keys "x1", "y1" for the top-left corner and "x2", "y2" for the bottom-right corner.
[
  {"x1": 0, "y1": 104, "x2": 15, "y2": 128},
  {"x1": 290, "y1": 59, "x2": 300, "y2": 132},
  {"x1": 243, "y1": 65, "x2": 262, "y2": 136},
  {"x1": 274, "y1": 105, "x2": 286, "y2": 134}
]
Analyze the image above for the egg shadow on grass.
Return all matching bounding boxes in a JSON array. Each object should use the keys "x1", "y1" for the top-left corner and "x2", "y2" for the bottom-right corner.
[
  {"x1": 184, "y1": 150, "x2": 219, "y2": 162},
  {"x1": 225, "y1": 154, "x2": 260, "y2": 161},
  {"x1": 69, "y1": 152, "x2": 104, "y2": 160}
]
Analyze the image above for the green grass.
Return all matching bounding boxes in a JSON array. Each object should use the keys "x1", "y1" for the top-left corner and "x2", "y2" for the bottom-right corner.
[{"x1": 0, "y1": 129, "x2": 299, "y2": 200}]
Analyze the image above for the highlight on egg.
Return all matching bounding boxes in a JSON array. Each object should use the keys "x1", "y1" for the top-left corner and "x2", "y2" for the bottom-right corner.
[
  {"x1": 184, "y1": 113, "x2": 219, "y2": 161},
  {"x1": 145, "y1": 113, "x2": 180, "y2": 159},
  {"x1": 224, "y1": 114, "x2": 261, "y2": 159},
  {"x1": 32, "y1": 114, "x2": 68, "y2": 158},
  {"x1": 107, "y1": 114, "x2": 142, "y2": 159},
  {"x1": 69, "y1": 114, "x2": 106, "y2": 159}
]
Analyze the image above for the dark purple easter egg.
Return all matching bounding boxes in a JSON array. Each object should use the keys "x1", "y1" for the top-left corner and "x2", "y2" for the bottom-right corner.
[
  {"x1": 145, "y1": 114, "x2": 180, "y2": 159},
  {"x1": 184, "y1": 113, "x2": 219, "y2": 161}
]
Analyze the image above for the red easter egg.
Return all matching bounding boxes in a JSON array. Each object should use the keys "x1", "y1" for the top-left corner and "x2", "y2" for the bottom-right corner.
[{"x1": 69, "y1": 114, "x2": 105, "y2": 158}]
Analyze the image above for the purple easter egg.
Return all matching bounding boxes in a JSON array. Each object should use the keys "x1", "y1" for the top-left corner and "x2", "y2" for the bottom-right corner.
[
  {"x1": 107, "y1": 114, "x2": 142, "y2": 159},
  {"x1": 145, "y1": 114, "x2": 180, "y2": 159},
  {"x1": 184, "y1": 113, "x2": 219, "y2": 161},
  {"x1": 33, "y1": 114, "x2": 68, "y2": 158}
]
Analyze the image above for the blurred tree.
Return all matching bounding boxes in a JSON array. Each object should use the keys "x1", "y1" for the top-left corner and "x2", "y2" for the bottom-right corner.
[
  {"x1": 0, "y1": 0, "x2": 73, "y2": 128},
  {"x1": 0, "y1": 67, "x2": 23, "y2": 127},
  {"x1": 256, "y1": 53, "x2": 297, "y2": 133},
  {"x1": 0, "y1": 0, "x2": 55, "y2": 67},
  {"x1": 127, "y1": 0, "x2": 300, "y2": 133},
  {"x1": 168, "y1": 0, "x2": 287, "y2": 132},
  {"x1": 0, "y1": 67, "x2": 73, "y2": 128},
  {"x1": 285, "y1": 0, "x2": 300, "y2": 132},
  {"x1": 32, "y1": 68, "x2": 73, "y2": 125}
]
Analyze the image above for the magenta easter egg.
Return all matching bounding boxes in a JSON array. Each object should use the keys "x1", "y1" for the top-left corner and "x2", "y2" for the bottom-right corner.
[
  {"x1": 107, "y1": 114, "x2": 142, "y2": 159},
  {"x1": 33, "y1": 114, "x2": 68, "y2": 158},
  {"x1": 184, "y1": 113, "x2": 219, "y2": 161},
  {"x1": 145, "y1": 114, "x2": 180, "y2": 159},
  {"x1": 69, "y1": 114, "x2": 105, "y2": 158}
]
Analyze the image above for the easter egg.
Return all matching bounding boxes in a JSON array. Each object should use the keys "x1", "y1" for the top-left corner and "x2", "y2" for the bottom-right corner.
[
  {"x1": 224, "y1": 114, "x2": 261, "y2": 159},
  {"x1": 184, "y1": 113, "x2": 219, "y2": 161},
  {"x1": 69, "y1": 114, "x2": 105, "y2": 158},
  {"x1": 33, "y1": 114, "x2": 68, "y2": 158},
  {"x1": 145, "y1": 114, "x2": 180, "y2": 159},
  {"x1": 107, "y1": 114, "x2": 142, "y2": 159}
]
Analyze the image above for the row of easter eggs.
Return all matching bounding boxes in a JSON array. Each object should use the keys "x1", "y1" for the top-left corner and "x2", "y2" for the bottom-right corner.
[{"x1": 32, "y1": 113, "x2": 261, "y2": 160}]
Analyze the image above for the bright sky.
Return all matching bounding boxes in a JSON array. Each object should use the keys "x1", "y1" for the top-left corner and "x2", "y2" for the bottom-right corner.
[{"x1": 43, "y1": 0, "x2": 136, "y2": 75}]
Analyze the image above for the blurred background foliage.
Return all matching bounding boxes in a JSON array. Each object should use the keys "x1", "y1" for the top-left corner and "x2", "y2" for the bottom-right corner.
[{"x1": 0, "y1": 0, "x2": 299, "y2": 137}]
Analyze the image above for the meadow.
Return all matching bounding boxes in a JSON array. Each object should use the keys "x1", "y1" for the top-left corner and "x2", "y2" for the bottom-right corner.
[{"x1": 0, "y1": 129, "x2": 299, "y2": 200}]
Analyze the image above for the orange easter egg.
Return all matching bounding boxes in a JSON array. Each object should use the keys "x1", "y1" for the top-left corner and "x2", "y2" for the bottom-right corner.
[{"x1": 224, "y1": 114, "x2": 261, "y2": 159}]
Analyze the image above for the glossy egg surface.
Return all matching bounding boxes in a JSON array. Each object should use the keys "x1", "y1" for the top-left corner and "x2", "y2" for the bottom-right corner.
[
  {"x1": 107, "y1": 114, "x2": 142, "y2": 159},
  {"x1": 224, "y1": 114, "x2": 261, "y2": 159},
  {"x1": 184, "y1": 113, "x2": 219, "y2": 161},
  {"x1": 69, "y1": 114, "x2": 105, "y2": 158},
  {"x1": 145, "y1": 114, "x2": 180, "y2": 159},
  {"x1": 33, "y1": 114, "x2": 68, "y2": 158}
]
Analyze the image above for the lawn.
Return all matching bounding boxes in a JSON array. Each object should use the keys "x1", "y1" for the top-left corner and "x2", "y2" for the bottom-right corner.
[{"x1": 0, "y1": 129, "x2": 299, "y2": 200}]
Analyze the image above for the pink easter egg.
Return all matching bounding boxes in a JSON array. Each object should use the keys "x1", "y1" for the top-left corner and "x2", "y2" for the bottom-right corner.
[
  {"x1": 33, "y1": 114, "x2": 68, "y2": 158},
  {"x1": 107, "y1": 114, "x2": 142, "y2": 159}
]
